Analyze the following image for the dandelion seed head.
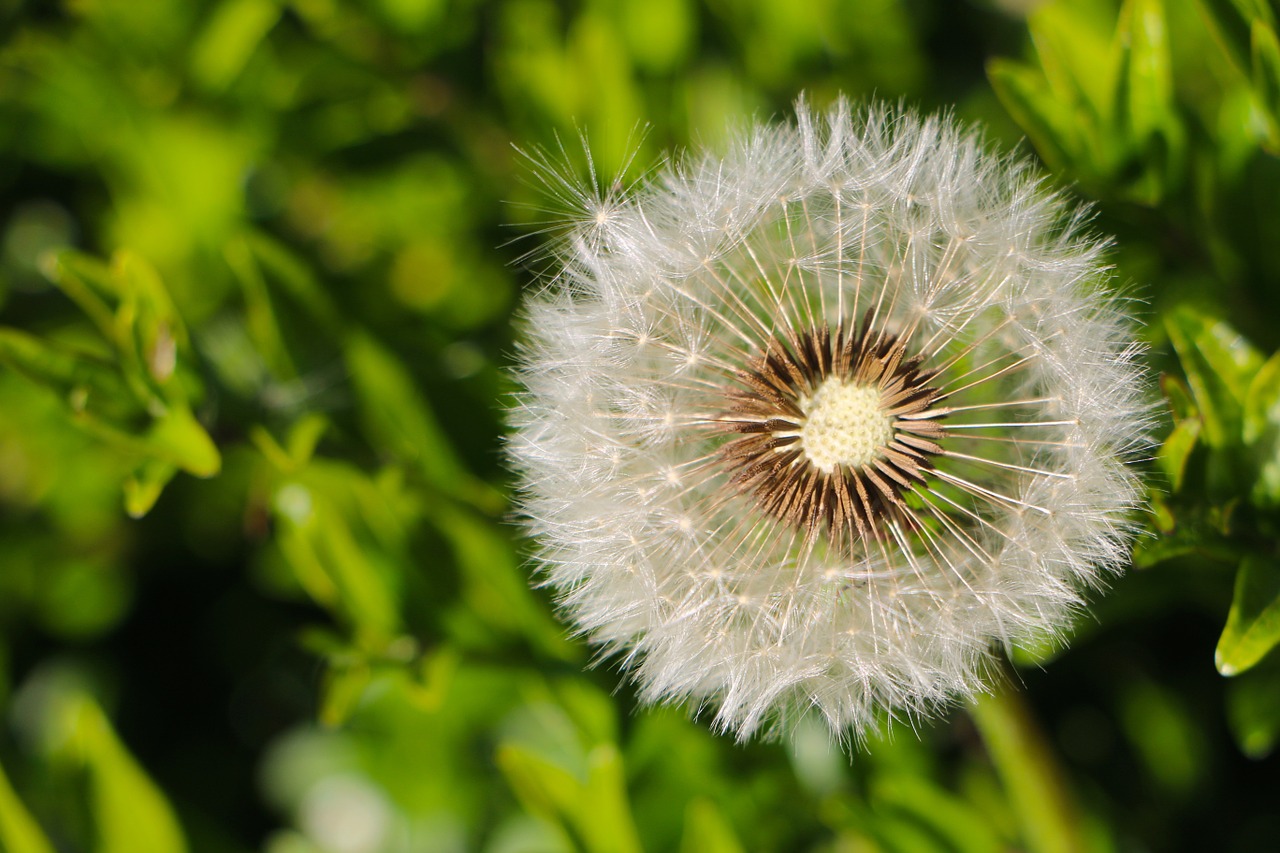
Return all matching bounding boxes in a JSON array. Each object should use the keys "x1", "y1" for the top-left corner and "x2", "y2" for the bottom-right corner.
[{"x1": 509, "y1": 97, "x2": 1150, "y2": 741}]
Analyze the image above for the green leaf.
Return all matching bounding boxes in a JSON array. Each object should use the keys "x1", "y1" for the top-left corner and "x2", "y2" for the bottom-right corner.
[
  {"x1": 1164, "y1": 306, "x2": 1264, "y2": 447},
  {"x1": 273, "y1": 482, "x2": 401, "y2": 641},
  {"x1": 0, "y1": 759, "x2": 55, "y2": 853},
  {"x1": 1195, "y1": 0, "x2": 1257, "y2": 73},
  {"x1": 679, "y1": 799, "x2": 745, "y2": 853},
  {"x1": 1252, "y1": 20, "x2": 1280, "y2": 150},
  {"x1": 497, "y1": 742, "x2": 643, "y2": 853},
  {"x1": 1226, "y1": 662, "x2": 1280, "y2": 758},
  {"x1": 344, "y1": 332, "x2": 465, "y2": 488},
  {"x1": 871, "y1": 775, "x2": 1004, "y2": 853},
  {"x1": 42, "y1": 251, "x2": 117, "y2": 341},
  {"x1": 1216, "y1": 555, "x2": 1280, "y2": 676},
  {"x1": 987, "y1": 59, "x2": 1081, "y2": 172},
  {"x1": 57, "y1": 696, "x2": 190, "y2": 853},
  {"x1": 45, "y1": 250, "x2": 189, "y2": 395},
  {"x1": 189, "y1": 0, "x2": 282, "y2": 91},
  {"x1": 1111, "y1": 0, "x2": 1182, "y2": 201},
  {"x1": 239, "y1": 230, "x2": 344, "y2": 334},
  {"x1": 224, "y1": 234, "x2": 297, "y2": 380},
  {"x1": 497, "y1": 743, "x2": 582, "y2": 842},
  {"x1": 1027, "y1": 1, "x2": 1115, "y2": 115},
  {"x1": 11, "y1": 250, "x2": 217, "y2": 514},
  {"x1": 578, "y1": 745, "x2": 644, "y2": 853},
  {"x1": 1117, "y1": 679, "x2": 1204, "y2": 794},
  {"x1": 123, "y1": 458, "x2": 177, "y2": 519},
  {"x1": 0, "y1": 328, "x2": 140, "y2": 426},
  {"x1": 434, "y1": 503, "x2": 575, "y2": 659},
  {"x1": 110, "y1": 251, "x2": 189, "y2": 386},
  {"x1": 1115, "y1": 0, "x2": 1174, "y2": 144},
  {"x1": 318, "y1": 660, "x2": 373, "y2": 728},
  {"x1": 1158, "y1": 417, "x2": 1201, "y2": 491},
  {"x1": 344, "y1": 331, "x2": 498, "y2": 510},
  {"x1": 1245, "y1": 350, "x2": 1280, "y2": 504},
  {"x1": 145, "y1": 406, "x2": 221, "y2": 477},
  {"x1": 1161, "y1": 373, "x2": 1198, "y2": 420}
]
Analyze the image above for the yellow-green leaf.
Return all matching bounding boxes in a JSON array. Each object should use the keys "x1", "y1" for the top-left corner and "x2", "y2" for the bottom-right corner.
[
  {"x1": 1158, "y1": 417, "x2": 1201, "y2": 491},
  {"x1": 0, "y1": 328, "x2": 139, "y2": 425},
  {"x1": 0, "y1": 758, "x2": 55, "y2": 853},
  {"x1": 1161, "y1": 373, "x2": 1198, "y2": 420},
  {"x1": 146, "y1": 406, "x2": 221, "y2": 477},
  {"x1": 987, "y1": 59, "x2": 1080, "y2": 172},
  {"x1": 680, "y1": 799, "x2": 745, "y2": 853},
  {"x1": 496, "y1": 743, "x2": 582, "y2": 836},
  {"x1": 496, "y1": 742, "x2": 643, "y2": 853},
  {"x1": 1253, "y1": 20, "x2": 1280, "y2": 150},
  {"x1": 62, "y1": 697, "x2": 190, "y2": 853},
  {"x1": 872, "y1": 775, "x2": 1004, "y2": 853},
  {"x1": 318, "y1": 660, "x2": 373, "y2": 728},
  {"x1": 189, "y1": 0, "x2": 282, "y2": 90},
  {"x1": 1165, "y1": 307, "x2": 1263, "y2": 447},
  {"x1": 1245, "y1": 350, "x2": 1280, "y2": 504},
  {"x1": 1116, "y1": 0, "x2": 1173, "y2": 144},
  {"x1": 124, "y1": 458, "x2": 177, "y2": 519},
  {"x1": 578, "y1": 745, "x2": 643, "y2": 853},
  {"x1": 1217, "y1": 555, "x2": 1280, "y2": 676}
]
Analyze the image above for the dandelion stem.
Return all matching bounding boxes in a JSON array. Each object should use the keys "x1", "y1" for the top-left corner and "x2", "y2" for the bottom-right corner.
[{"x1": 969, "y1": 673, "x2": 1089, "y2": 853}]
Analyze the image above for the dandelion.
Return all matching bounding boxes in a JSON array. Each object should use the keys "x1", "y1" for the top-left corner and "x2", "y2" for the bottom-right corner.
[{"x1": 509, "y1": 98, "x2": 1148, "y2": 740}]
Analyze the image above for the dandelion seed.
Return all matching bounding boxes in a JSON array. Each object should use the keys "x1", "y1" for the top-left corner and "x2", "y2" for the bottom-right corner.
[{"x1": 508, "y1": 98, "x2": 1150, "y2": 741}]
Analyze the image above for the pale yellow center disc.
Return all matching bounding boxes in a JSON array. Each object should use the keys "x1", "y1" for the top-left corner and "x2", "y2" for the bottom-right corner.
[{"x1": 799, "y1": 379, "x2": 893, "y2": 473}]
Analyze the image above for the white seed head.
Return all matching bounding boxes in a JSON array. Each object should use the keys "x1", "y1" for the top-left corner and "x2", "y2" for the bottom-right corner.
[{"x1": 508, "y1": 97, "x2": 1150, "y2": 742}]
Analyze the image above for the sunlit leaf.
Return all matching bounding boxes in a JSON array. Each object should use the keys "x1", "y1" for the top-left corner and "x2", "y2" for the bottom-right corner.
[
  {"x1": 273, "y1": 478, "x2": 402, "y2": 640},
  {"x1": 1195, "y1": 0, "x2": 1257, "y2": 73},
  {"x1": 497, "y1": 742, "x2": 643, "y2": 853},
  {"x1": 1161, "y1": 373, "x2": 1198, "y2": 420},
  {"x1": 872, "y1": 775, "x2": 1004, "y2": 853},
  {"x1": 0, "y1": 759, "x2": 55, "y2": 853},
  {"x1": 679, "y1": 799, "x2": 745, "y2": 853},
  {"x1": 189, "y1": 0, "x2": 282, "y2": 90},
  {"x1": 145, "y1": 406, "x2": 221, "y2": 477},
  {"x1": 1252, "y1": 20, "x2": 1280, "y2": 151},
  {"x1": 579, "y1": 745, "x2": 643, "y2": 853},
  {"x1": 123, "y1": 458, "x2": 177, "y2": 519},
  {"x1": 51, "y1": 695, "x2": 190, "y2": 853},
  {"x1": 617, "y1": 0, "x2": 694, "y2": 72},
  {"x1": 1245, "y1": 350, "x2": 1280, "y2": 504},
  {"x1": 1027, "y1": 0, "x2": 1116, "y2": 113},
  {"x1": 1115, "y1": 0, "x2": 1174, "y2": 144},
  {"x1": 318, "y1": 660, "x2": 373, "y2": 728},
  {"x1": 497, "y1": 744, "x2": 581, "y2": 844},
  {"x1": 1158, "y1": 417, "x2": 1201, "y2": 491},
  {"x1": 1217, "y1": 555, "x2": 1280, "y2": 675},
  {"x1": 1112, "y1": 0, "x2": 1181, "y2": 200},
  {"x1": 1164, "y1": 306, "x2": 1264, "y2": 447},
  {"x1": 987, "y1": 59, "x2": 1080, "y2": 172},
  {"x1": 0, "y1": 328, "x2": 139, "y2": 425}
]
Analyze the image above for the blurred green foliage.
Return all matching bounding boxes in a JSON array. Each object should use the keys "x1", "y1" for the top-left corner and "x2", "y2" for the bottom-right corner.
[{"x1": 1, "y1": 0, "x2": 1279, "y2": 851}]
